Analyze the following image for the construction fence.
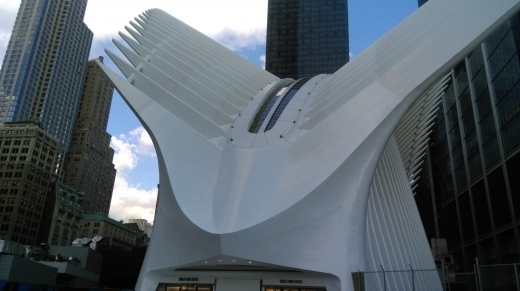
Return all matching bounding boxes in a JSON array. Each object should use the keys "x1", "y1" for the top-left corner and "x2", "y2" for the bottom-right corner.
[{"x1": 353, "y1": 262, "x2": 520, "y2": 291}]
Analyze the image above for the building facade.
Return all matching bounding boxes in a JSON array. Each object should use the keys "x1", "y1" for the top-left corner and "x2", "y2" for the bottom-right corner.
[
  {"x1": 63, "y1": 57, "x2": 116, "y2": 215},
  {"x1": 124, "y1": 222, "x2": 150, "y2": 247},
  {"x1": 0, "y1": 121, "x2": 59, "y2": 245},
  {"x1": 38, "y1": 183, "x2": 84, "y2": 246},
  {"x1": 0, "y1": 0, "x2": 92, "y2": 152},
  {"x1": 82, "y1": 214, "x2": 137, "y2": 250},
  {"x1": 265, "y1": 0, "x2": 349, "y2": 79},
  {"x1": 415, "y1": 0, "x2": 520, "y2": 273},
  {"x1": 39, "y1": 245, "x2": 103, "y2": 287},
  {"x1": 127, "y1": 218, "x2": 152, "y2": 236},
  {"x1": 0, "y1": 253, "x2": 57, "y2": 285}
]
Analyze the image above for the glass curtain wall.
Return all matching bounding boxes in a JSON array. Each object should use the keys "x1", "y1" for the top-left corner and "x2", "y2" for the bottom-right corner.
[
  {"x1": 265, "y1": 0, "x2": 349, "y2": 79},
  {"x1": 416, "y1": 13, "x2": 520, "y2": 272}
]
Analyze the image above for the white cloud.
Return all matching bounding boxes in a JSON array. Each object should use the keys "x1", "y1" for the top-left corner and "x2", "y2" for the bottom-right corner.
[
  {"x1": 213, "y1": 28, "x2": 266, "y2": 51},
  {"x1": 0, "y1": 32, "x2": 10, "y2": 65},
  {"x1": 0, "y1": 1, "x2": 20, "y2": 10},
  {"x1": 111, "y1": 133, "x2": 138, "y2": 173},
  {"x1": 109, "y1": 126, "x2": 157, "y2": 223},
  {"x1": 130, "y1": 126, "x2": 156, "y2": 157},
  {"x1": 109, "y1": 174, "x2": 158, "y2": 224},
  {"x1": 0, "y1": 1, "x2": 268, "y2": 67},
  {"x1": 84, "y1": 0, "x2": 268, "y2": 40},
  {"x1": 83, "y1": 0, "x2": 268, "y2": 56},
  {"x1": 260, "y1": 55, "x2": 266, "y2": 69},
  {"x1": 0, "y1": 0, "x2": 20, "y2": 63}
]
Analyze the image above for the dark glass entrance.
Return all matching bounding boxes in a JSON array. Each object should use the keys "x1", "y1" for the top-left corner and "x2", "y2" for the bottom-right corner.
[
  {"x1": 156, "y1": 284, "x2": 214, "y2": 291},
  {"x1": 264, "y1": 287, "x2": 326, "y2": 291}
]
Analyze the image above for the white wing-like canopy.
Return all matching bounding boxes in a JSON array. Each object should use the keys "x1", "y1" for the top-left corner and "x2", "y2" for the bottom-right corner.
[
  {"x1": 95, "y1": 1, "x2": 520, "y2": 290},
  {"x1": 100, "y1": 9, "x2": 279, "y2": 145},
  {"x1": 96, "y1": 0, "x2": 520, "y2": 233}
]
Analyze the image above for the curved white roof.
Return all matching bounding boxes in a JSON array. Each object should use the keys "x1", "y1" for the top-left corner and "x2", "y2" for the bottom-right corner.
[{"x1": 95, "y1": 0, "x2": 520, "y2": 290}]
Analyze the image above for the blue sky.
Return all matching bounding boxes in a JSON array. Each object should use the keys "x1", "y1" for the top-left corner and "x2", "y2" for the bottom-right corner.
[{"x1": 0, "y1": 0, "x2": 419, "y2": 223}]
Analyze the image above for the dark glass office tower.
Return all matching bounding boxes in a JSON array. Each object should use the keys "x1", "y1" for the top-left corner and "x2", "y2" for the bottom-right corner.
[
  {"x1": 414, "y1": 0, "x2": 520, "y2": 275},
  {"x1": 0, "y1": 0, "x2": 93, "y2": 151},
  {"x1": 265, "y1": 0, "x2": 349, "y2": 79}
]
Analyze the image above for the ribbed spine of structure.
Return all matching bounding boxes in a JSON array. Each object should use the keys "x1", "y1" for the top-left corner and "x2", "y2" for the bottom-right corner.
[
  {"x1": 303, "y1": 0, "x2": 456, "y2": 128},
  {"x1": 105, "y1": 9, "x2": 279, "y2": 145},
  {"x1": 365, "y1": 136, "x2": 442, "y2": 291},
  {"x1": 394, "y1": 73, "x2": 451, "y2": 193}
]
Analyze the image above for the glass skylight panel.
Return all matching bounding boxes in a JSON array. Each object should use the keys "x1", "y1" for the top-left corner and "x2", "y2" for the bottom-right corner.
[
  {"x1": 265, "y1": 78, "x2": 310, "y2": 131},
  {"x1": 249, "y1": 81, "x2": 293, "y2": 133}
]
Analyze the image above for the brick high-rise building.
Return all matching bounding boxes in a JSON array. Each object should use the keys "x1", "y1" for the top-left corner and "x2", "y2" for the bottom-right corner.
[
  {"x1": 0, "y1": 1, "x2": 118, "y2": 244},
  {"x1": 38, "y1": 183, "x2": 84, "y2": 246},
  {"x1": 127, "y1": 218, "x2": 153, "y2": 237},
  {"x1": 0, "y1": 121, "x2": 59, "y2": 244},
  {"x1": 63, "y1": 57, "x2": 116, "y2": 215},
  {"x1": 82, "y1": 214, "x2": 137, "y2": 251}
]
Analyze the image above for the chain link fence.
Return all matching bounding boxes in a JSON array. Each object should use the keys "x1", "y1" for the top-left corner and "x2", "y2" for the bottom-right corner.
[
  {"x1": 447, "y1": 272, "x2": 477, "y2": 291},
  {"x1": 354, "y1": 262, "x2": 520, "y2": 291},
  {"x1": 352, "y1": 268, "x2": 441, "y2": 291},
  {"x1": 478, "y1": 263, "x2": 520, "y2": 291}
]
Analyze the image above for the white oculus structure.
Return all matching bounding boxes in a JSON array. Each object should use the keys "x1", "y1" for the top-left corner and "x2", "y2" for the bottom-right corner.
[{"x1": 97, "y1": 0, "x2": 520, "y2": 290}]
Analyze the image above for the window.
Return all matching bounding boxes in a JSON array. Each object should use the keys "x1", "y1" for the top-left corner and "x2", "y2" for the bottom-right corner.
[
  {"x1": 265, "y1": 78, "x2": 310, "y2": 131},
  {"x1": 249, "y1": 80, "x2": 293, "y2": 133}
]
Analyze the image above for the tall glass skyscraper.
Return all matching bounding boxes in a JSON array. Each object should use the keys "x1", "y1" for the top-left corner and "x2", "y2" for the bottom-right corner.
[
  {"x1": 0, "y1": 0, "x2": 93, "y2": 152},
  {"x1": 265, "y1": 0, "x2": 349, "y2": 79},
  {"x1": 416, "y1": 0, "x2": 520, "y2": 274}
]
